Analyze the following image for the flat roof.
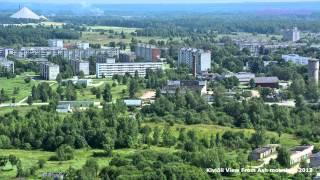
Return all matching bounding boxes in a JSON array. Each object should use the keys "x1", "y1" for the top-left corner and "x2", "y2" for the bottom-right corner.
[{"x1": 254, "y1": 77, "x2": 279, "y2": 84}]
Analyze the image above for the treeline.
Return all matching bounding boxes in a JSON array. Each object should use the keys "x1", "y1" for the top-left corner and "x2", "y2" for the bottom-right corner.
[
  {"x1": 0, "y1": 26, "x2": 80, "y2": 46},
  {"x1": 54, "y1": 13, "x2": 320, "y2": 36}
]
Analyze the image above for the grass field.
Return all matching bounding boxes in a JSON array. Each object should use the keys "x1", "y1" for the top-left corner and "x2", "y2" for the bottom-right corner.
[
  {"x1": 77, "y1": 79, "x2": 128, "y2": 101},
  {"x1": 0, "y1": 75, "x2": 39, "y2": 103},
  {"x1": 0, "y1": 146, "x2": 176, "y2": 179},
  {"x1": 88, "y1": 26, "x2": 140, "y2": 33}
]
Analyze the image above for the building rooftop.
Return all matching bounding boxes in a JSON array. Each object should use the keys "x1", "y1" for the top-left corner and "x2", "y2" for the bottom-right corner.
[
  {"x1": 123, "y1": 99, "x2": 142, "y2": 106},
  {"x1": 254, "y1": 77, "x2": 279, "y2": 84},
  {"x1": 252, "y1": 147, "x2": 272, "y2": 154}
]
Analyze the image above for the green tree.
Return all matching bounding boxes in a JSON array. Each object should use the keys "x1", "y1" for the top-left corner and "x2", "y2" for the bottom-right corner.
[
  {"x1": 276, "y1": 147, "x2": 291, "y2": 168},
  {"x1": 56, "y1": 144, "x2": 74, "y2": 161},
  {"x1": 103, "y1": 84, "x2": 112, "y2": 102}
]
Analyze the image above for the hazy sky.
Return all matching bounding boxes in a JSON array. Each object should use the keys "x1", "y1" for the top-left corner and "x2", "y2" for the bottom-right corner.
[{"x1": 1, "y1": 0, "x2": 320, "y2": 4}]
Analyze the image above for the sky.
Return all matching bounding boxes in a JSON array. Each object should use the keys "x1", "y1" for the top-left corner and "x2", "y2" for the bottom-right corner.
[{"x1": 1, "y1": 0, "x2": 320, "y2": 4}]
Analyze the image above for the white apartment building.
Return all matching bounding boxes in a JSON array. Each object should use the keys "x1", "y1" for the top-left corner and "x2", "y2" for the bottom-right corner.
[
  {"x1": 77, "y1": 42, "x2": 90, "y2": 50},
  {"x1": 40, "y1": 62, "x2": 60, "y2": 80},
  {"x1": 69, "y1": 59, "x2": 90, "y2": 76},
  {"x1": 283, "y1": 27, "x2": 300, "y2": 42},
  {"x1": 101, "y1": 46, "x2": 120, "y2": 58},
  {"x1": 0, "y1": 48, "x2": 15, "y2": 58},
  {"x1": 178, "y1": 48, "x2": 211, "y2": 75},
  {"x1": 96, "y1": 62, "x2": 163, "y2": 78},
  {"x1": 282, "y1": 54, "x2": 309, "y2": 65},
  {"x1": 48, "y1": 39, "x2": 64, "y2": 48},
  {"x1": 17, "y1": 47, "x2": 67, "y2": 58}
]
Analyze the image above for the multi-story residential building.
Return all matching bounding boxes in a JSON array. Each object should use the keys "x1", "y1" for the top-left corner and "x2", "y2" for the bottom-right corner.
[
  {"x1": 77, "y1": 42, "x2": 90, "y2": 50},
  {"x1": 119, "y1": 51, "x2": 136, "y2": 62},
  {"x1": 96, "y1": 54, "x2": 116, "y2": 64},
  {"x1": 48, "y1": 39, "x2": 64, "y2": 48},
  {"x1": 69, "y1": 59, "x2": 90, "y2": 76},
  {"x1": 0, "y1": 58, "x2": 15, "y2": 74},
  {"x1": 135, "y1": 43, "x2": 161, "y2": 62},
  {"x1": 178, "y1": 48, "x2": 211, "y2": 75},
  {"x1": 101, "y1": 46, "x2": 120, "y2": 58},
  {"x1": 282, "y1": 54, "x2": 309, "y2": 65},
  {"x1": 17, "y1": 47, "x2": 67, "y2": 58},
  {"x1": 308, "y1": 58, "x2": 319, "y2": 85},
  {"x1": 0, "y1": 48, "x2": 15, "y2": 58},
  {"x1": 40, "y1": 62, "x2": 60, "y2": 80},
  {"x1": 96, "y1": 62, "x2": 163, "y2": 78},
  {"x1": 283, "y1": 27, "x2": 300, "y2": 42}
]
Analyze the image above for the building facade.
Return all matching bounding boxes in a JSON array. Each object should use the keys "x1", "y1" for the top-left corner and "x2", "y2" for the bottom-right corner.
[
  {"x1": 48, "y1": 39, "x2": 64, "y2": 48},
  {"x1": 69, "y1": 59, "x2": 90, "y2": 76},
  {"x1": 178, "y1": 48, "x2": 211, "y2": 75},
  {"x1": 308, "y1": 59, "x2": 319, "y2": 85},
  {"x1": 119, "y1": 51, "x2": 136, "y2": 62},
  {"x1": 283, "y1": 27, "x2": 300, "y2": 42},
  {"x1": 135, "y1": 43, "x2": 161, "y2": 62},
  {"x1": 161, "y1": 80, "x2": 207, "y2": 96},
  {"x1": 40, "y1": 62, "x2": 60, "y2": 80},
  {"x1": 77, "y1": 42, "x2": 90, "y2": 50},
  {"x1": 96, "y1": 62, "x2": 163, "y2": 78},
  {"x1": 282, "y1": 54, "x2": 309, "y2": 65},
  {"x1": 0, "y1": 58, "x2": 14, "y2": 74},
  {"x1": 289, "y1": 145, "x2": 314, "y2": 165}
]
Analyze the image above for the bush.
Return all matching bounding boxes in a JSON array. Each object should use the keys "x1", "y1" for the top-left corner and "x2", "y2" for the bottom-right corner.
[{"x1": 56, "y1": 144, "x2": 74, "y2": 161}]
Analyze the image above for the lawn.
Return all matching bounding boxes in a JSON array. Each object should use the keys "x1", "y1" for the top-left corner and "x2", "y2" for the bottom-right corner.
[
  {"x1": 88, "y1": 26, "x2": 140, "y2": 33},
  {"x1": 0, "y1": 146, "x2": 176, "y2": 179},
  {"x1": 0, "y1": 75, "x2": 39, "y2": 103}
]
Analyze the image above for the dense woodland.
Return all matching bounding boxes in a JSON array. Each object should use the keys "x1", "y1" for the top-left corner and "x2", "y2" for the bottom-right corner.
[{"x1": 0, "y1": 26, "x2": 80, "y2": 46}]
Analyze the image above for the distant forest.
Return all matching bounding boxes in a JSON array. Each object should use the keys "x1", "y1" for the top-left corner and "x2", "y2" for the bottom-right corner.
[
  {"x1": 0, "y1": 26, "x2": 80, "y2": 46},
  {"x1": 53, "y1": 13, "x2": 320, "y2": 36}
]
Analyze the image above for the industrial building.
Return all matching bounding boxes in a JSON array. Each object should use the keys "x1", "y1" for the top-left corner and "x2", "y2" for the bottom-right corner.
[
  {"x1": 283, "y1": 27, "x2": 300, "y2": 42},
  {"x1": 135, "y1": 43, "x2": 161, "y2": 62},
  {"x1": 308, "y1": 58, "x2": 319, "y2": 85},
  {"x1": 96, "y1": 62, "x2": 163, "y2": 78},
  {"x1": 40, "y1": 62, "x2": 60, "y2": 80},
  {"x1": 178, "y1": 48, "x2": 211, "y2": 75},
  {"x1": 48, "y1": 39, "x2": 64, "y2": 48},
  {"x1": 254, "y1": 76, "x2": 279, "y2": 88},
  {"x1": 69, "y1": 59, "x2": 90, "y2": 76},
  {"x1": 224, "y1": 72, "x2": 255, "y2": 84},
  {"x1": 289, "y1": 145, "x2": 314, "y2": 165},
  {"x1": 282, "y1": 54, "x2": 309, "y2": 65}
]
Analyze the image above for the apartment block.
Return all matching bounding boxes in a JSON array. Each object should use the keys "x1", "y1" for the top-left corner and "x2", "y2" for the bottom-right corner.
[
  {"x1": 48, "y1": 39, "x2": 64, "y2": 48},
  {"x1": 69, "y1": 59, "x2": 90, "y2": 76},
  {"x1": 96, "y1": 62, "x2": 163, "y2": 78},
  {"x1": 40, "y1": 62, "x2": 60, "y2": 80},
  {"x1": 178, "y1": 48, "x2": 211, "y2": 75},
  {"x1": 135, "y1": 43, "x2": 161, "y2": 62}
]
